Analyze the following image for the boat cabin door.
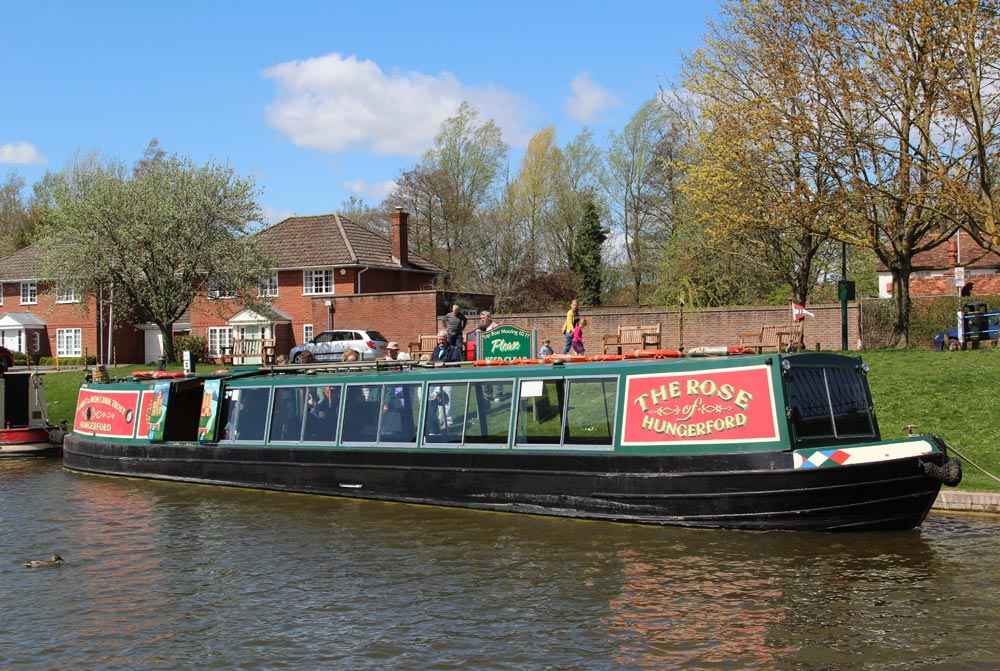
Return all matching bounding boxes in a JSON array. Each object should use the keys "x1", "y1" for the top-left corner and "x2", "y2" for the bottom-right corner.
[{"x1": 0, "y1": 373, "x2": 49, "y2": 429}]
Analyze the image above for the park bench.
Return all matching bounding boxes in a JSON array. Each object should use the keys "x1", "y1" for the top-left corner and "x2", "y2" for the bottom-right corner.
[
  {"x1": 229, "y1": 338, "x2": 276, "y2": 365},
  {"x1": 408, "y1": 334, "x2": 439, "y2": 358},
  {"x1": 602, "y1": 324, "x2": 662, "y2": 354},
  {"x1": 737, "y1": 325, "x2": 788, "y2": 353}
]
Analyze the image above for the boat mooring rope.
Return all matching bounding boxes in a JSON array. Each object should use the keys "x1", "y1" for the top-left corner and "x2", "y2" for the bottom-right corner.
[{"x1": 944, "y1": 443, "x2": 1000, "y2": 485}]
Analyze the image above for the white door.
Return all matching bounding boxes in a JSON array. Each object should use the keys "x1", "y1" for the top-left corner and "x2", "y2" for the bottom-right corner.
[
  {"x1": 144, "y1": 329, "x2": 164, "y2": 362},
  {"x1": 1, "y1": 328, "x2": 22, "y2": 352}
]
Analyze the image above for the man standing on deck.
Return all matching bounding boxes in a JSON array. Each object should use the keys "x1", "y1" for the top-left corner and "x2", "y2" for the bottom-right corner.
[{"x1": 441, "y1": 304, "x2": 468, "y2": 352}]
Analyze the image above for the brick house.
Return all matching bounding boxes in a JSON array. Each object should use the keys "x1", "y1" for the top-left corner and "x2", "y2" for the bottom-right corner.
[
  {"x1": 878, "y1": 230, "x2": 1000, "y2": 298},
  {"x1": 0, "y1": 209, "x2": 483, "y2": 364}
]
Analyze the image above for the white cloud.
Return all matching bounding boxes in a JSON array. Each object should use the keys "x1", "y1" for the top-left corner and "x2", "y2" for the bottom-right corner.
[
  {"x1": 0, "y1": 141, "x2": 46, "y2": 165},
  {"x1": 261, "y1": 206, "x2": 297, "y2": 228},
  {"x1": 564, "y1": 72, "x2": 621, "y2": 123},
  {"x1": 263, "y1": 53, "x2": 534, "y2": 156},
  {"x1": 343, "y1": 178, "x2": 397, "y2": 201}
]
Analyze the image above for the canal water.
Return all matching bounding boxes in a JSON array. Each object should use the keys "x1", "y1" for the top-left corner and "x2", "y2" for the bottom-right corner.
[{"x1": 3, "y1": 458, "x2": 999, "y2": 671}]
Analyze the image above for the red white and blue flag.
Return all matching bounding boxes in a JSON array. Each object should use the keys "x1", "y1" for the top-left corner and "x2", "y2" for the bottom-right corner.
[{"x1": 792, "y1": 303, "x2": 815, "y2": 321}]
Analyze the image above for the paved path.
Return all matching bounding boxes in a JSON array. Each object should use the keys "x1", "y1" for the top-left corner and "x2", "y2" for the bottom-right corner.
[{"x1": 934, "y1": 490, "x2": 1000, "y2": 515}]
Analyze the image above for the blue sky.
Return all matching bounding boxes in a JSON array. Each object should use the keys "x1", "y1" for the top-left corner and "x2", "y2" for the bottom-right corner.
[{"x1": 3, "y1": 1, "x2": 719, "y2": 226}]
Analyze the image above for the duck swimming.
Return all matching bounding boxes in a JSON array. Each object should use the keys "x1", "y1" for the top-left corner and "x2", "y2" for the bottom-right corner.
[{"x1": 24, "y1": 554, "x2": 64, "y2": 568}]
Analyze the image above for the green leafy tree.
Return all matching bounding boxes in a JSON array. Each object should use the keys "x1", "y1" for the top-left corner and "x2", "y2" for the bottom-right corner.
[
  {"x1": 571, "y1": 197, "x2": 606, "y2": 305},
  {"x1": 41, "y1": 143, "x2": 270, "y2": 362},
  {"x1": 0, "y1": 171, "x2": 31, "y2": 256}
]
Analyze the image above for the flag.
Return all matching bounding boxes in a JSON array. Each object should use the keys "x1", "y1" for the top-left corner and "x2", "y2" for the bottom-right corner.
[{"x1": 792, "y1": 303, "x2": 815, "y2": 321}]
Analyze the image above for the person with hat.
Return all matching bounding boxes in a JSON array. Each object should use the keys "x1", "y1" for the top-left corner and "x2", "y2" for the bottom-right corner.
[{"x1": 384, "y1": 341, "x2": 411, "y2": 361}]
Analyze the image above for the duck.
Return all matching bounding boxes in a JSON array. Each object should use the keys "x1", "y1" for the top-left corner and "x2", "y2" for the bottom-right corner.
[{"x1": 24, "y1": 554, "x2": 64, "y2": 568}]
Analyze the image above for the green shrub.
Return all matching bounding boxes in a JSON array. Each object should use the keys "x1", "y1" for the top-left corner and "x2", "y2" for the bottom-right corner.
[
  {"x1": 173, "y1": 335, "x2": 208, "y2": 363},
  {"x1": 38, "y1": 355, "x2": 97, "y2": 366}
]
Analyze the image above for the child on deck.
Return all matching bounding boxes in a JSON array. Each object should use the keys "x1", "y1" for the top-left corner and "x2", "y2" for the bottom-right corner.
[
  {"x1": 538, "y1": 338, "x2": 554, "y2": 358},
  {"x1": 571, "y1": 318, "x2": 588, "y2": 354}
]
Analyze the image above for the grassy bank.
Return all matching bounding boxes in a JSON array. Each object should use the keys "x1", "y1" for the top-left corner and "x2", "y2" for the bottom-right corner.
[{"x1": 37, "y1": 350, "x2": 1000, "y2": 491}]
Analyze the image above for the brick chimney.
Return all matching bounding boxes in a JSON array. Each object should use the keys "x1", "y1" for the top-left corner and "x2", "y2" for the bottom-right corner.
[
  {"x1": 391, "y1": 207, "x2": 409, "y2": 267},
  {"x1": 948, "y1": 234, "x2": 958, "y2": 266}
]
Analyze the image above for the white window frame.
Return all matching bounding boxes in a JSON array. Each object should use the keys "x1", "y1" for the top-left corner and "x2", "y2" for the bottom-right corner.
[
  {"x1": 56, "y1": 284, "x2": 80, "y2": 303},
  {"x1": 56, "y1": 328, "x2": 82, "y2": 357},
  {"x1": 303, "y1": 269, "x2": 334, "y2": 295},
  {"x1": 258, "y1": 272, "x2": 279, "y2": 298},
  {"x1": 207, "y1": 279, "x2": 237, "y2": 300},
  {"x1": 303, "y1": 324, "x2": 314, "y2": 343},
  {"x1": 20, "y1": 282, "x2": 37, "y2": 305},
  {"x1": 0, "y1": 282, "x2": 4, "y2": 306},
  {"x1": 208, "y1": 326, "x2": 234, "y2": 358}
]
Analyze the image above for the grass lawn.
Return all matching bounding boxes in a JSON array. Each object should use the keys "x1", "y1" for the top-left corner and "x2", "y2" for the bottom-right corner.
[{"x1": 36, "y1": 350, "x2": 1000, "y2": 492}]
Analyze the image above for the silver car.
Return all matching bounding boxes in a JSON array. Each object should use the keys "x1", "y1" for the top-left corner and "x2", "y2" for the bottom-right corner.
[{"x1": 289, "y1": 329, "x2": 389, "y2": 363}]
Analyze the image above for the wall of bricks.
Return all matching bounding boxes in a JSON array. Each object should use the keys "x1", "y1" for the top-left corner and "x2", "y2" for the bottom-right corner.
[{"x1": 495, "y1": 302, "x2": 862, "y2": 352}]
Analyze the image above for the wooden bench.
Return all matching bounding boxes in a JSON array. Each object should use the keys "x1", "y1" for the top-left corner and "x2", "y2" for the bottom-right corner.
[
  {"x1": 737, "y1": 325, "x2": 788, "y2": 353},
  {"x1": 230, "y1": 338, "x2": 276, "y2": 365},
  {"x1": 602, "y1": 324, "x2": 662, "y2": 354},
  {"x1": 408, "y1": 334, "x2": 438, "y2": 358}
]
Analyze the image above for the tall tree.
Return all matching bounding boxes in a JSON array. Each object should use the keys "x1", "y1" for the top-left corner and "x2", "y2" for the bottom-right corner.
[
  {"x1": 548, "y1": 129, "x2": 603, "y2": 271},
  {"x1": 602, "y1": 99, "x2": 673, "y2": 304},
  {"x1": 570, "y1": 197, "x2": 607, "y2": 305},
  {"x1": 41, "y1": 143, "x2": 270, "y2": 362},
  {"x1": 509, "y1": 126, "x2": 562, "y2": 273},
  {"x1": 0, "y1": 171, "x2": 31, "y2": 256}
]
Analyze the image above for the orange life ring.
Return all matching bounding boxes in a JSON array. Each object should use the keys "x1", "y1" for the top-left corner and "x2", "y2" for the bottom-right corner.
[{"x1": 152, "y1": 371, "x2": 185, "y2": 379}]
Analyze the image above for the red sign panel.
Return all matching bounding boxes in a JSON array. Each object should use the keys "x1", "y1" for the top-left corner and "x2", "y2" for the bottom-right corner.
[
  {"x1": 74, "y1": 388, "x2": 141, "y2": 438},
  {"x1": 621, "y1": 365, "x2": 779, "y2": 446}
]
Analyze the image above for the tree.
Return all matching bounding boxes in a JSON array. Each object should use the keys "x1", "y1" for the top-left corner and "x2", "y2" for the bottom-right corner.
[
  {"x1": 509, "y1": 126, "x2": 562, "y2": 273},
  {"x1": 0, "y1": 171, "x2": 31, "y2": 257},
  {"x1": 602, "y1": 99, "x2": 673, "y2": 304},
  {"x1": 548, "y1": 129, "x2": 603, "y2": 272},
  {"x1": 570, "y1": 197, "x2": 606, "y2": 305},
  {"x1": 41, "y1": 143, "x2": 269, "y2": 362}
]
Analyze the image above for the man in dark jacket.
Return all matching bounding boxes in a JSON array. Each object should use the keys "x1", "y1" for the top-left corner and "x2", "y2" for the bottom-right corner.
[{"x1": 431, "y1": 332, "x2": 463, "y2": 363}]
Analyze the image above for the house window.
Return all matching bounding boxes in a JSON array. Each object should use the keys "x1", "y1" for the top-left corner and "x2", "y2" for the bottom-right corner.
[
  {"x1": 258, "y1": 273, "x2": 278, "y2": 298},
  {"x1": 20, "y1": 282, "x2": 37, "y2": 305},
  {"x1": 56, "y1": 285, "x2": 80, "y2": 303},
  {"x1": 303, "y1": 269, "x2": 334, "y2": 295},
  {"x1": 303, "y1": 324, "x2": 314, "y2": 343},
  {"x1": 208, "y1": 327, "x2": 234, "y2": 358},
  {"x1": 0, "y1": 283, "x2": 4, "y2": 306},
  {"x1": 207, "y1": 279, "x2": 237, "y2": 300},
  {"x1": 56, "y1": 328, "x2": 82, "y2": 357}
]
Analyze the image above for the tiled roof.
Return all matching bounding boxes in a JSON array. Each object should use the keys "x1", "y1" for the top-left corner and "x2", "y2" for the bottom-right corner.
[
  {"x1": 907, "y1": 231, "x2": 1000, "y2": 269},
  {"x1": 0, "y1": 243, "x2": 43, "y2": 282},
  {"x1": 256, "y1": 213, "x2": 445, "y2": 273}
]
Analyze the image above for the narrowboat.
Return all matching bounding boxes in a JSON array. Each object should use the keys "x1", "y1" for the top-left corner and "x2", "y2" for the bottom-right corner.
[
  {"x1": 0, "y1": 371, "x2": 64, "y2": 457},
  {"x1": 62, "y1": 351, "x2": 962, "y2": 531}
]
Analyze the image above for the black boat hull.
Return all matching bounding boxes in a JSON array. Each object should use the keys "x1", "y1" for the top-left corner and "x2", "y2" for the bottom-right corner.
[{"x1": 63, "y1": 435, "x2": 947, "y2": 531}]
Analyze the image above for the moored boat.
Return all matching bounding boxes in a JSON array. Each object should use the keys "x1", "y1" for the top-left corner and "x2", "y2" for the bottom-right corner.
[
  {"x1": 0, "y1": 371, "x2": 64, "y2": 457},
  {"x1": 62, "y1": 351, "x2": 962, "y2": 530}
]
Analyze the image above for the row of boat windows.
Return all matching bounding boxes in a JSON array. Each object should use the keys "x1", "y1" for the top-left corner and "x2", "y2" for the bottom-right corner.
[{"x1": 218, "y1": 378, "x2": 619, "y2": 449}]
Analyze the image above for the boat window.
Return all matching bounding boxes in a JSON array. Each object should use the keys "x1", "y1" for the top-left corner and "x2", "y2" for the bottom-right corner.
[
  {"x1": 565, "y1": 379, "x2": 617, "y2": 445},
  {"x1": 786, "y1": 366, "x2": 875, "y2": 441},
  {"x1": 464, "y1": 381, "x2": 512, "y2": 444},
  {"x1": 378, "y1": 383, "x2": 421, "y2": 444},
  {"x1": 269, "y1": 386, "x2": 307, "y2": 442},
  {"x1": 423, "y1": 383, "x2": 469, "y2": 444},
  {"x1": 219, "y1": 387, "x2": 272, "y2": 442},
  {"x1": 342, "y1": 384, "x2": 381, "y2": 443},
  {"x1": 302, "y1": 385, "x2": 342, "y2": 443},
  {"x1": 516, "y1": 379, "x2": 565, "y2": 445}
]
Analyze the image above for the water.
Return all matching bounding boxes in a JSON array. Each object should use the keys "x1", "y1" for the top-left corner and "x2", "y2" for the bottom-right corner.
[{"x1": 3, "y1": 458, "x2": 1000, "y2": 671}]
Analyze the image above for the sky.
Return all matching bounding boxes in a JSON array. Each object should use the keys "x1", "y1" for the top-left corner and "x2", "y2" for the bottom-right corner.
[{"x1": 2, "y1": 1, "x2": 720, "y2": 227}]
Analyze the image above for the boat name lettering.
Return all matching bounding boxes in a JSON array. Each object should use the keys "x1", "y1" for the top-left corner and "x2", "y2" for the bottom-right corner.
[
  {"x1": 640, "y1": 413, "x2": 748, "y2": 437},
  {"x1": 633, "y1": 380, "x2": 753, "y2": 412},
  {"x1": 86, "y1": 395, "x2": 130, "y2": 415},
  {"x1": 77, "y1": 420, "x2": 113, "y2": 432}
]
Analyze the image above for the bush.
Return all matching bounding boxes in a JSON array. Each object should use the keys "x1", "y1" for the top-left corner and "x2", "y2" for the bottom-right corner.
[
  {"x1": 173, "y1": 334, "x2": 208, "y2": 363},
  {"x1": 37, "y1": 355, "x2": 97, "y2": 366},
  {"x1": 861, "y1": 295, "x2": 1000, "y2": 349}
]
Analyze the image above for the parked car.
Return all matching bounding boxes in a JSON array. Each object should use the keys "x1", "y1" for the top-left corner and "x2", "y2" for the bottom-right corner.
[
  {"x1": 289, "y1": 329, "x2": 390, "y2": 362},
  {"x1": 0, "y1": 346, "x2": 12, "y2": 372},
  {"x1": 933, "y1": 301, "x2": 1000, "y2": 350}
]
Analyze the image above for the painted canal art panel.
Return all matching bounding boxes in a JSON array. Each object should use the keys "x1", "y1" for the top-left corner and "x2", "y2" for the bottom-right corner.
[
  {"x1": 198, "y1": 379, "x2": 222, "y2": 441},
  {"x1": 621, "y1": 364, "x2": 780, "y2": 446},
  {"x1": 73, "y1": 388, "x2": 141, "y2": 438},
  {"x1": 137, "y1": 382, "x2": 171, "y2": 440}
]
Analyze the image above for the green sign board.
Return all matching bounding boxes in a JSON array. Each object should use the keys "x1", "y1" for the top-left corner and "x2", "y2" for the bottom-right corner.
[{"x1": 478, "y1": 325, "x2": 534, "y2": 361}]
